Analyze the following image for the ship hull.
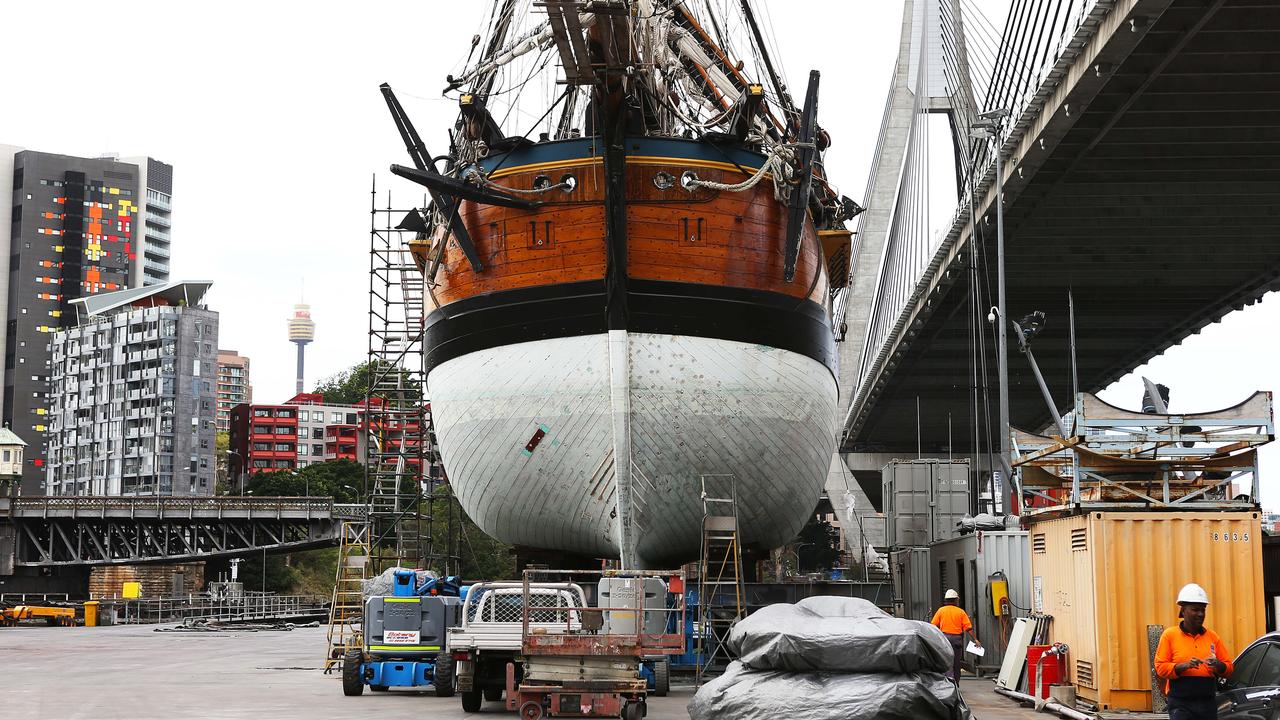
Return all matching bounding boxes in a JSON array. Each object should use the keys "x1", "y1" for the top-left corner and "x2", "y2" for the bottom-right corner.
[
  {"x1": 416, "y1": 136, "x2": 842, "y2": 566},
  {"x1": 429, "y1": 331, "x2": 838, "y2": 568}
]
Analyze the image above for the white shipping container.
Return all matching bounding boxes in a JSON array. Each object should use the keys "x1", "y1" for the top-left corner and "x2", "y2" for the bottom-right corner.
[{"x1": 930, "y1": 531, "x2": 1031, "y2": 675}]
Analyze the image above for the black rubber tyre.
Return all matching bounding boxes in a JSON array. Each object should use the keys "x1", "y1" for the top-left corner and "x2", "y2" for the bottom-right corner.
[
  {"x1": 483, "y1": 686, "x2": 503, "y2": 702},
  {"x1": 370, "y1": 684, "x2": 389, "y2": 692},
  {"x1": 623, "y1": 701, "x2": 645, "y2": 720},
  {"x1": 653, "y1": 658, "x2": 670, "y2": 697},
  {"x1": 461, "y1": 689, "x2": 483, "y2": 713},
  {"x1": 434, "y1": 656, "x2": 456, "y2": 698},
  {"x1": 342, "y1": 649, "x2": 365, "y2": 696}
]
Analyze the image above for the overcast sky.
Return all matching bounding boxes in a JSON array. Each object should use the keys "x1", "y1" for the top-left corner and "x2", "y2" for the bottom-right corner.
[{"x1": 4, "y1": 1, "x2": 1276, "y2": 506}]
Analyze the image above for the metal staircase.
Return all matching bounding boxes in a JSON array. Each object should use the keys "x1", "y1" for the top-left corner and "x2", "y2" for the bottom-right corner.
[
  {"x1": 323, "y1": 521, "x2": 370, "y2": 672},
  {"x1": 695, "y1": 475, "x2": 744, "y2": 685}
]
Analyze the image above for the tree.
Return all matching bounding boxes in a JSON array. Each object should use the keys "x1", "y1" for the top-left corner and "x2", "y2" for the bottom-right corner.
[
  {"x1": 214, "y1": 432, "x2": 231, "y2": 495},
  {"x1": 313, "y1": 360, "x2": 422, "y2": 405},
  {"x1": 245, "y1": 460, "x2": 363, "y2": 503}
]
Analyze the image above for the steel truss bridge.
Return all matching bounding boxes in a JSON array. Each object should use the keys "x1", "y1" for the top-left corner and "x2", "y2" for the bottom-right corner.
[{"x1": 0, "y1": 496, "x2": 361, "y2": 571}]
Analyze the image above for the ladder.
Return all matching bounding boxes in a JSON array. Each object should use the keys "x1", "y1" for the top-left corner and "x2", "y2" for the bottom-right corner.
[
  {"x1": 695, "y1": 475, "x2": 744, "y2": 685},
  {"x1": 323, "y1": 521, "x2": 371, "y2": 672}
]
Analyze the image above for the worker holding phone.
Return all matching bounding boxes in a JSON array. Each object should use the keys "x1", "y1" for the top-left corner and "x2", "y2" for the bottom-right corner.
[{"x1": 1154, "y1": 583, "x2": 1233, "y2": 720}]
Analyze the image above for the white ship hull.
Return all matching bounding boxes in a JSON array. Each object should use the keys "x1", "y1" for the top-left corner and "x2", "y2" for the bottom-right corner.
[{"x1": 429, "y1": 331, "x2": 838, "y2": 568}]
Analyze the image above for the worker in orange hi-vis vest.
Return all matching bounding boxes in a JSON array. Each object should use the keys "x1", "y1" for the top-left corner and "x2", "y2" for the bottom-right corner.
[
  {"x1": 1154, "y1": 583, "x2": 1234, "y2": 720},
  {"x1": 931, "y1": 589, "x2": 981, "y2": 682}
]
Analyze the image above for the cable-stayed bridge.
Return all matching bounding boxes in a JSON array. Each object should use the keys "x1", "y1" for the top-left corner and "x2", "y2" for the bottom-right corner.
[{"x1": 831, "y1": 0, "x2": 1280, "y2": 508}]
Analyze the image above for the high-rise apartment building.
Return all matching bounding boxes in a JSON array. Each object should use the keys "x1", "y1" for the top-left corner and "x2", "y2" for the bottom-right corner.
[
  {"x1": 215, "y1": 350, "x2": 252, "y2": 432},
  {"x1": 1, "y1": 146, "x2": 178, "y2": 492},
  {"x1": 46, "y1": 282, "x2": 218, "y2": 496},
  {"x1": 122, "y1": 156, "x2": 174, "y2": 287}
]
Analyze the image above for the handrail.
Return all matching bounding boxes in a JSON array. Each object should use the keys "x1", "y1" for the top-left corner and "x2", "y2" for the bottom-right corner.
[{"x1": 9, "y1": 495, "x2": 339, "y2": 517}]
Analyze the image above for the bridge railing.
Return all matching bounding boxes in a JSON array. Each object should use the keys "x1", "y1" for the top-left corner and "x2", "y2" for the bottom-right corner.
[
  {"x1": 9, "y1": 496, "x2": 339, "y2": 519},
  {"x1": 107, "y1": 592, "x2": 331, "y2": 625}
]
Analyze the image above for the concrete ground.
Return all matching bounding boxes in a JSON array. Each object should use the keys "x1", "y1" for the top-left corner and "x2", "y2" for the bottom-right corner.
[
  {"x1": 0, "y1": 622, "x2": 1042, "y2": 719},
  {"x1": 961, "y1": 677, "x2": 1041, "y2": 719}
]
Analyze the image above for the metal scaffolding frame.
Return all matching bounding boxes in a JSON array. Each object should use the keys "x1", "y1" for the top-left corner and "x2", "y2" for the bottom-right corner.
[{"x1": 365, "y1": 180, "x2": 459, "y2": 575}]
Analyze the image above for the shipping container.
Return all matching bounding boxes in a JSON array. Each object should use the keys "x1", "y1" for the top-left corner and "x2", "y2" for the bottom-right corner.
[
  {"x1": 890, "y1": 547, "x2": 932, "y2": 621},
  {"x1": 930, "y1": 531, "x2": 1031, "y2": 675},
  {"x1": 1029, "y1": 512, "x2": 1264, "y2": 711},
  {"x1": 883, "y1": 459, "x2": 971, "y2": 548}
]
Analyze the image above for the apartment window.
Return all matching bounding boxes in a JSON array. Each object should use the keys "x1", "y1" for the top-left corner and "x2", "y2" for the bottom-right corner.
[
  {"x1": 312, "y1": 428, "x2": 323, "y2": 439},
  {"x1": 313, "y1": 444, "x2": 323, "y2": 455},
  {"x1": 298, "y1": 411, "x2": 309, "y2": 422},
  {"x1": 345, "y1": 413, "x2": 357, "y2": 424},
  {"x1": 331, "y1": 412, "x2": 341, "y2": 423},
  {"x1": 298, "y1": 445, "x2": 308, "y2": 456},
  {"x1": 275, "y1": 426, "x2": 294, "y2": 435}
]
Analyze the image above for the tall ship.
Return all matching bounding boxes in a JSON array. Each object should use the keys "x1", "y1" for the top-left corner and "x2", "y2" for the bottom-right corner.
[{"x1": 383, "y1": 0, "x2": 859, "y2": 568}]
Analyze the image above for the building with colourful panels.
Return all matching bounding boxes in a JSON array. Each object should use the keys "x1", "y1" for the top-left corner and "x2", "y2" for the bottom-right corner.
[{"x1": 0, "y1": 146, "x2": 174, "y2": 492}]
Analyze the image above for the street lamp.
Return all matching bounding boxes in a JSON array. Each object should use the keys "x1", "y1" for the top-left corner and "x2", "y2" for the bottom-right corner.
[
  {"x1": 226, "y1": 448, "x2": 243, "y2": 494},
  {"x1": 969, "y1": 107, "x2": 1014, "y2": 514}
]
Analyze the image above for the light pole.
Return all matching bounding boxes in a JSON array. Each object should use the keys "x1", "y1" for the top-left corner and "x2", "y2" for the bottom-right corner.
[
  {"x1": 970, "y1": 107, "x2": 1013, "y2": 514},
  {"x1": 226, "y1": 448, "x2": 242, "y2": 494}
]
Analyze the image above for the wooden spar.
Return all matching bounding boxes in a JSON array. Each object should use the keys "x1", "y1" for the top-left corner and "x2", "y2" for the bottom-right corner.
[
  {"x1": 783, "y1": 70, "x2": 819, "y2": 283},
  {"x1": 691, "y1": 62, "x2": 731, "y2": 112},
  {"x1": 673, "y1": 4, "x2": 784, "y2": 136},
  {"x1": 379, "y1": 83, "x2": 484, "y2": 273},
  {"x1": 390, "y1": 164, "x2": 539, "y2": 211},
  {"x1": 477, "y1": 0, "x2": 520, "y2": 97}
]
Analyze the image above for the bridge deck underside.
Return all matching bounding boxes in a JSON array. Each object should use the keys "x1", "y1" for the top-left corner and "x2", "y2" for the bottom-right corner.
[
  {"x1": 12, "y1": 518, "x2": 340, "y2": 566},
  {"x1": 851, "y1": 0, "x2": 1280, "y2": 452}
]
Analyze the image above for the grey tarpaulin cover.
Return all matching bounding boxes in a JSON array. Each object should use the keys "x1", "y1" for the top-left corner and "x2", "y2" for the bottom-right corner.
[
  {"x1": 688, "y1": 661, "x2": 973, "y2": 720},
  {"x1": 728, "y1": 596, "x2": 953, "y2": 673},
  {"x1": 361, "y1": 567, "x2": 438, "y2": 598}
]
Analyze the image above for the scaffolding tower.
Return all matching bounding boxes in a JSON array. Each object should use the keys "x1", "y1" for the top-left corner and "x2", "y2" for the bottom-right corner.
[{"x1": 365, "y1": 181, "x2": 459, "y2": 575}]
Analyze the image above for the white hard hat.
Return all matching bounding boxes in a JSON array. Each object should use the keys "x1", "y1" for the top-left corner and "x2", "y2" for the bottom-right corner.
[
  {"x1": 945, "y1": 589, "x2": 960, "y2": 600},
  {"x1": 1177, "y1": 583, "x2": 1210, "y2": 605}
]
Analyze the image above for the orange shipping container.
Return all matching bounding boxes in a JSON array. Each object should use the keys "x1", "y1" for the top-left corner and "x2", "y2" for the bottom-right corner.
[{"x1": 1029, "y1": 511, "x2": 1263, "y2": 711}]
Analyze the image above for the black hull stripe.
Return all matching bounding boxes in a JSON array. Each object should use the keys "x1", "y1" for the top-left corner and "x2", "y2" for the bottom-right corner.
[{"x1": 424, "y1": 280, "x2": 836, "y2": 378}]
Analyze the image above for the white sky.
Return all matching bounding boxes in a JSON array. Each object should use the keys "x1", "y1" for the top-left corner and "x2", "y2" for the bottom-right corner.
[{"x1": 3, "y1": 1, "x2": 1276, "y2": 506}]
